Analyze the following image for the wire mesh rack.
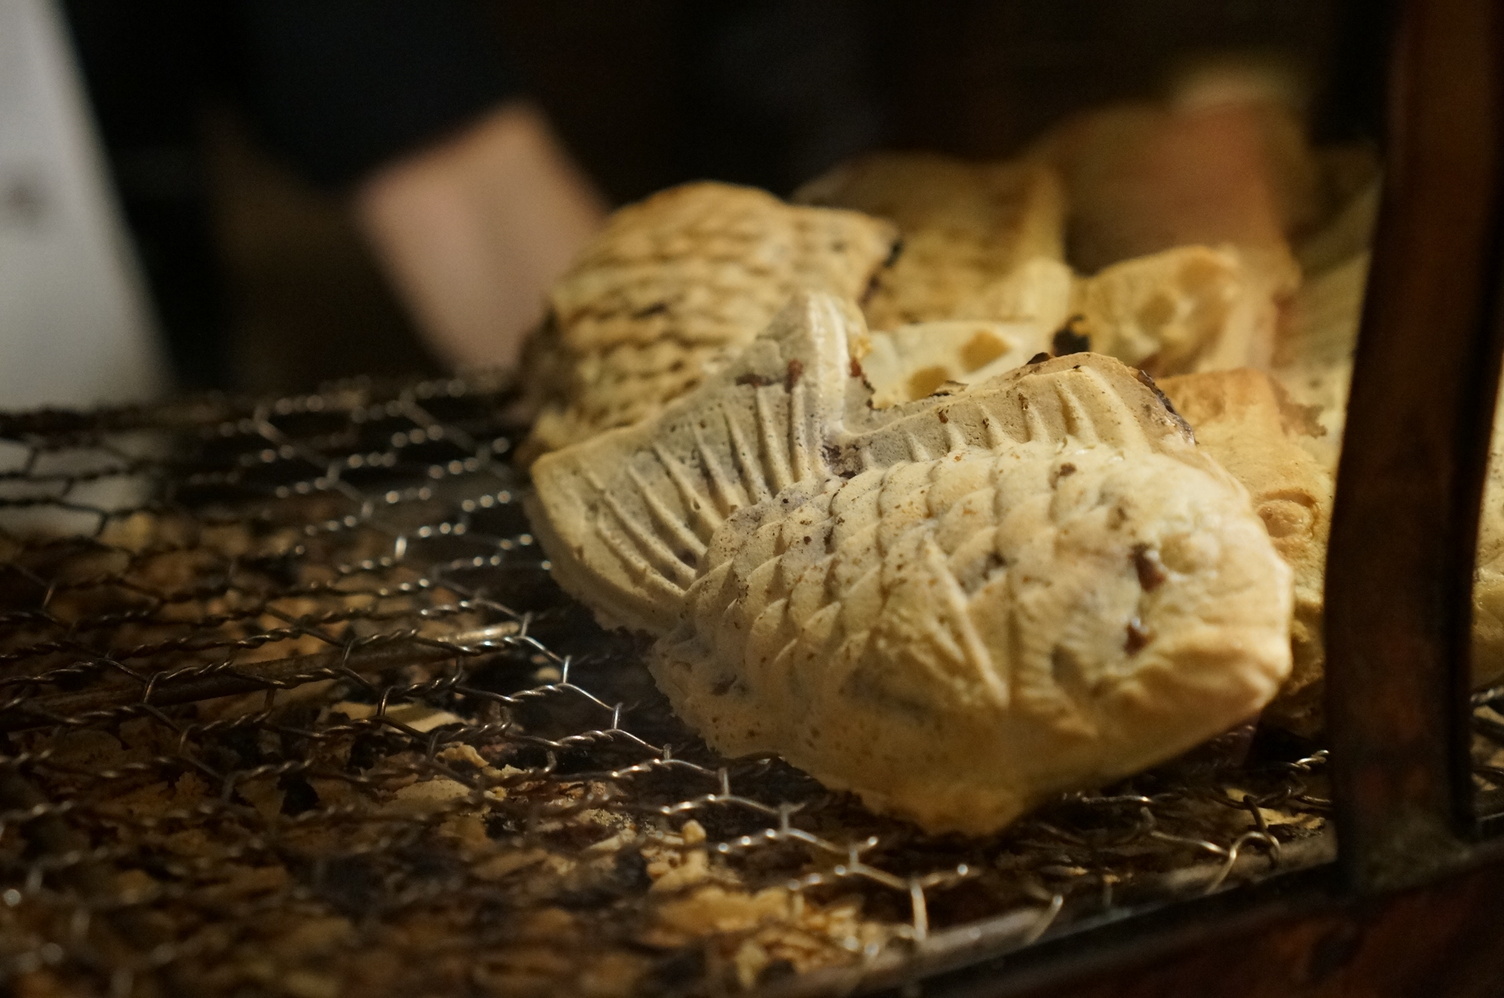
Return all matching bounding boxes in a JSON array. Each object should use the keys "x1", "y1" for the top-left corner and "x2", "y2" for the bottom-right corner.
[{"x1": 0, "y1": 371, "x2": 1394, "y2": 998}]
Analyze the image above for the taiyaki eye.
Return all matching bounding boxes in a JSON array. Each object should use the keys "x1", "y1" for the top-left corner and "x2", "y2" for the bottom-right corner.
[{"x1": 528, "y1": 292, "x2": 1294, "y2": 835}]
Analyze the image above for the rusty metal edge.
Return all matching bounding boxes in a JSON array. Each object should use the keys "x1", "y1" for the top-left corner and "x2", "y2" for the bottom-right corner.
[{"x1": 867, "y1": 838, "x2": 1504, "y2": 998}]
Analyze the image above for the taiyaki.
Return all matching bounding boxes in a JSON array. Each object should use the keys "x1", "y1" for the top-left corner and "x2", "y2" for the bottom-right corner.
[
  {"x1": 1073, "y1": 244, "x2": 1294, "y2": 376},
  {"x1": 793, "y1": 152, "x2": 1067, "y2": 331},
  {"x1": 796, "y1": 149, "x2": 1292, "y2": 379},
  {"x1": 826, "y1": 245, "x2": 1289, "y2": 414},
  {"x1": 1272, "y1": 174, "x2": 1373, "y2": 472},
  {"x1": 520, "y1": 182, "x2": 899, "y2": 461},
  {"x1": 528, "y1": 292, "x2": 1294, "y2": 834},
  {"x1": 855, "y1": 317, "x2": 1055, "y2": 410},
  {"x1": 1158, "y1": 369, "x2": 1333, "y2": 736}
]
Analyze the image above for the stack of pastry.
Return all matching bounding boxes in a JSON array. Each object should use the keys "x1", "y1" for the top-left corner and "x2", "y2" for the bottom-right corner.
[{"x1": 517, "y1": 87, "x2": 1479, "y2": 834}]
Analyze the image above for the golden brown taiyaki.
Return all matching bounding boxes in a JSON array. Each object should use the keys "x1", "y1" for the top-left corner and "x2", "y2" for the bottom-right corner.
[
  {"x1": 528, "y1": 292, "x2": 1293, "y2": 834},
  {"x1": 520, "y1": 182, "x2": 899, "y2": 461},
  {"x1": 796, "y1": 149, "x2": 1294, "y2": 381},
  {"x1": 793, "y1": 152, "x2": 1067, "y2": 331},
  {"x1": 1158, "y1": 369, "x2": 1333, "y2": 736}
]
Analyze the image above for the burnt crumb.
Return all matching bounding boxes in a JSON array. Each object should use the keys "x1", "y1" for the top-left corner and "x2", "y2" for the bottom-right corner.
[
  {"x1": 1051, "y1": 462, "x2": 1076, "y2": 486},
  {"x1": 1134, "y1": 368, "x2": 1195, "y2": 440},
  {"x1": 1051, "y1": 316, "x2": 1091, "y2": 356},
  {"x1": 1132, "y1": 544, "x2": 1169, "y2": 591},
  {"x1": 861, "y1": 239, "x2": 901, "y2": 308},
  {"x1": 938, "y1": 410, "x2": 949, "y2": 423},
  {"x1": 882, "y1": 235, "x2": 905, "y2": 268},
  {"x1": 761, "y1": 959, "x2": 798, "y2": 985},
  {"x1": 823, "y1": 442, "x2": 860, "y2": 479},
  {"x1": 1162, "y1": 721, "x2": 1258, "y2": 774},
  {"x1": 1027, "y1": 352, "x2": 1051, "y2": 366},
  {"x1": 278, "y1": 774, "x2": 320, "y2": 815},
  {"x1": 735, "y1": 373, "x2": 774, "y2": 388},
  {"x1": 630, "y1": 301, "x2": 669, "y2": 319},
  {"x1": 648, "y1": 946, "x2": 707, "y2": 993},
  {"x1": 786, "y1": 358, "x2": 804, "y2": 389},
  {"x1": 1125, "y1": 618, "x2": 1151, "y2": 654},
  {"x1": 849, "y1": 356, "x2": 865, "y2": 379}
]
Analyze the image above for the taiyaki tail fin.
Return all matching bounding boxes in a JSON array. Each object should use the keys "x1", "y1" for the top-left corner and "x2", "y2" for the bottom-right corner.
[{"x1": 525, "y1": 293, "x2": 863, "y2": 634}]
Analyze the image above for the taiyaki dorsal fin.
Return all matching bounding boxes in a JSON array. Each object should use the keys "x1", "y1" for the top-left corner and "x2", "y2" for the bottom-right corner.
[
  {"x1": 840, "y1": 354, "x2": 1196, "y2": 474},
  {"x1": 526, "y1": 292, "x2": 860, "y2": 633}
]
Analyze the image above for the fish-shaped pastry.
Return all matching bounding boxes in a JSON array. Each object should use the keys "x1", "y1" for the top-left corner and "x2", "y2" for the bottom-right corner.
[
  {"x1": 793, "y1": 152, "x2": 1067, "y2": 331},
  {"x1": 520, "y1": 183, "x2": 899, "y2": 461},
  {"x1": 527, "y1": 292, "x2": 1294, "y2": 834},
  {"x1": 1157, "y1": 369, "x2": 1333, "y2": 737}
]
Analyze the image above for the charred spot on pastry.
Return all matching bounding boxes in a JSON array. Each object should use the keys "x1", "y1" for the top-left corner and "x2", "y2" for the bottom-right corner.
[
  {"x1": 1135, "y1": 368, "x2": 1195, "y2": 439},
  {"x1": 1051, "y1": 316, "x2": 1091, "y2": 357},
  {"x1": 1027, "y1": 352, "x2": 1051, "y2": 366},
  {"x1": 823, "y1": 443, "x2": 860, "y2": 479},
  {"x1": 882, "y1": 236, "x2": 905, "y2": 269},
  {"x1": 1125, "y1": 618, "x2": 1151, "y2": 654},
  {"x1": 735, "y1": 373, "x2": 774, "y2": 388},
  {"x1": 1133, "y1": 544, "x2": 1169, "y2": 591},
  {"x1": 631, "y1": 301, "x2": 670, "y2": 319},
  {"x1": 786, "y1": 359, "x2": 804, "y2": 389}
]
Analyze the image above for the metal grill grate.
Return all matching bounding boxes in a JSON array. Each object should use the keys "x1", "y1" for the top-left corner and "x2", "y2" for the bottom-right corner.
[{"x1": 0, "y1": 373, "x2": 1341, "y2": 997}]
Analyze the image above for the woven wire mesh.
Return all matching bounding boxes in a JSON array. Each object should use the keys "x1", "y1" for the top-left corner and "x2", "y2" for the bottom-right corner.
[
  {"x1": 1469, "y1": 682, "x2": 1504, "y2": 824},
  {"x1": 0, "y1": 373, "x2": 1337, "y2": 998}
]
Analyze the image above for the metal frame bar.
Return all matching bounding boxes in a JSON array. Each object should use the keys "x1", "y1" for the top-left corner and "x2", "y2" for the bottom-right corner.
[{"x1": 1325, "y1": 0, "x2": 1504, "y2": 891}]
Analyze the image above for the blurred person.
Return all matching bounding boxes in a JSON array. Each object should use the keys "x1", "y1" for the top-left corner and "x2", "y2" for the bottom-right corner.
[{"x1": 1, "y1": 0, "x2": 606, "y2": 408}]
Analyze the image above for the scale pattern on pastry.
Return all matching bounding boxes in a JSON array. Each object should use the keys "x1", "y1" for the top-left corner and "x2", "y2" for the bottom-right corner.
[
  {"x1": 528, "y1": 292, "x2": 1294, "y2": 834},
  {"x1": 520, "y1": 182, "x2": 899, "y2": 460}
]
